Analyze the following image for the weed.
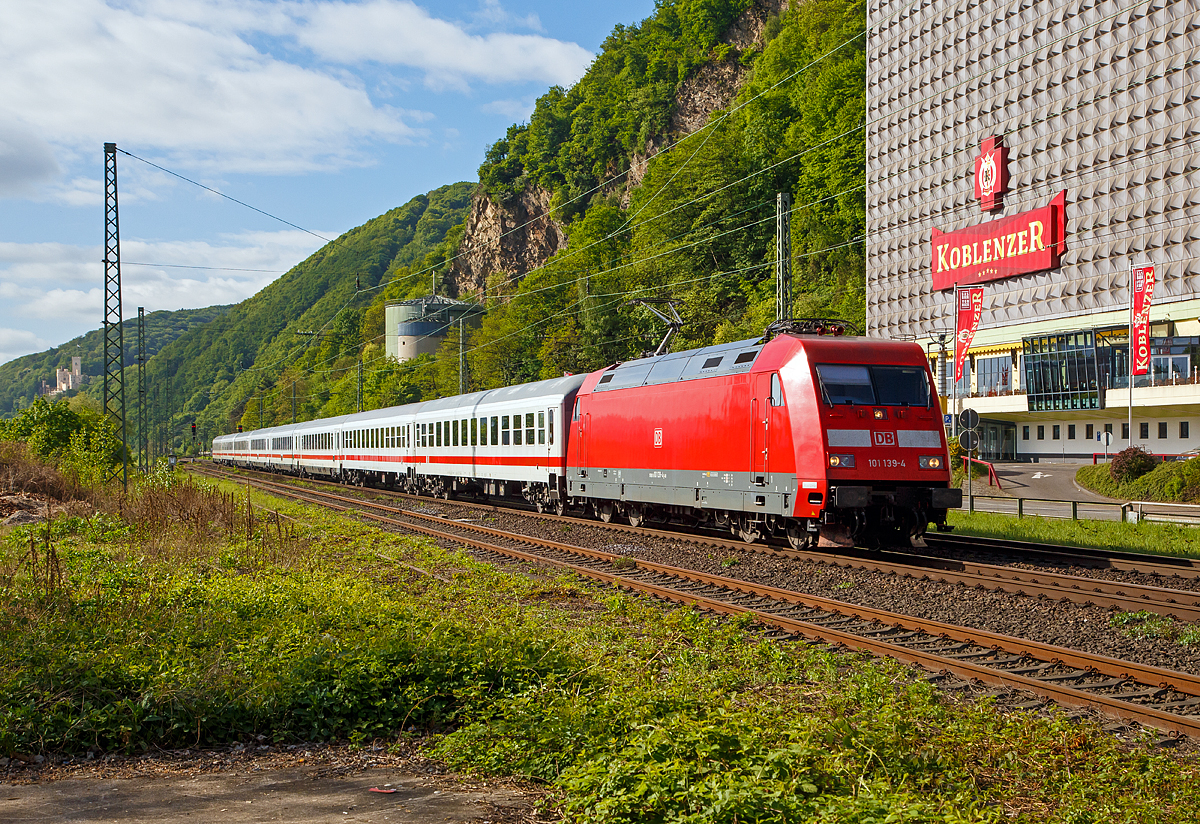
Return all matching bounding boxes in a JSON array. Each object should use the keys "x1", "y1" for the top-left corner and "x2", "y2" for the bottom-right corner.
[
  {"x1": 720, "y1": 556, "x2": 740, "y2": 568},
  {"x1": 835, "y1": 580, "x2": 855, "y2": 590},
  {"x1": 609, "y1": 556, "x2": 636, "y2": 571}
]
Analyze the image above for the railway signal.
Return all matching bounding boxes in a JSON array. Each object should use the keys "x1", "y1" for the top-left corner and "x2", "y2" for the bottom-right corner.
[
  {"x1": 958, "y1": 408, "x2": 981, "y2": 511},
  {"x1": 191, "y1": 422, "x2": 197, "y2": 442}
]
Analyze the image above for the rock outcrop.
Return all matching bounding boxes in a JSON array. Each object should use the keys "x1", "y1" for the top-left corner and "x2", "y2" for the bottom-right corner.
[
  {"x1": 446, "y1": 0, "x2": 790, "y2": 297},
  {"x1": 445, "y1": 185, "x2": 567, "y2": 298}
]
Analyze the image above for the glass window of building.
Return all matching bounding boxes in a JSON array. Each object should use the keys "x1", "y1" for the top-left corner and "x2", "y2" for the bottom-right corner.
[
  {"x1": 1037, "y1": 425, "x2": 1045, "y2": 440},
  {"x1": 1022, "y1": 331, "x2": 1100, "y2": 412},
  {"x1": 1182, "y1": 421, "x2": 1190, "y2": 439},
  {"x1": 1086, "y1": 424, "x2": 1094, "y2": 440},
  {"x1": 1159, "y1": 422, "x2": 1168, "y2": 439},
  {"x1": 976, "y1": 355, "x2": 1011, "y2": 395},
  {"x1": 1022, "y1": 425, "x2": 1029, "y2": 440},
  {"x1": 1140, "y1": 422, "x2": 1149, "y2": 439},
  {"x1": 1068, "y1": 424, "x2": 1075, "y2": 439},
  {"x1": 1053, "y1": 425, "x2": 1060, "y2": 440},
  {"x1": 1122, "y1": 423, "x2": 1129, "y2": 439}
]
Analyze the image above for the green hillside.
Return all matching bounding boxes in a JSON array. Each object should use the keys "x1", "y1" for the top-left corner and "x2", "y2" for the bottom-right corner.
[
  {"x1": 144, "y1": 182, "x2": 473, "y2": 450},
  {"x1": 0, "y1": 305, "x2": 232, "y2": 416}
]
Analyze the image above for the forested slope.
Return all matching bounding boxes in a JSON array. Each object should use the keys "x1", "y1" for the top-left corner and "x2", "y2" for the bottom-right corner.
[
  {"x1": 0, "y1": 305, "x2": 231, "y2": 417},
  {"x1": 456, "y1": 0, "x2": 866, "y2": 388},
  {"x1": 145, "y1": 182, "x2": 472, "y2": 443}
]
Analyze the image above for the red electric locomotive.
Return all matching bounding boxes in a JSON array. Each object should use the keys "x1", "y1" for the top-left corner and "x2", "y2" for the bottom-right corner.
[{"x1": 565, "y1": 327, "x2": 961, "y2": 547}]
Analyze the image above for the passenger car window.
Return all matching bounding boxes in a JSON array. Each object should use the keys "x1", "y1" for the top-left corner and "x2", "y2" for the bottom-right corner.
[{"x1": 491, "y1": 416, "x2": 499, "y2": 444}]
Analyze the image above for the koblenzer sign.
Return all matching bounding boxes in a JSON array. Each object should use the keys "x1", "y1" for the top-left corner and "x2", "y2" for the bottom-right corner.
[{"x1": 931, "y1": 191, "x2": 1066, "y2": 291}]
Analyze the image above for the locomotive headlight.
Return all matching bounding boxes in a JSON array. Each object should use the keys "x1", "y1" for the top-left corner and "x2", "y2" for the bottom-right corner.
[
  {"x1": 828, "y1": 454, "x2": 856, "y2": 468},
  {"x1": 919, "y1": 455, "x2": 944, "y2": 470}
]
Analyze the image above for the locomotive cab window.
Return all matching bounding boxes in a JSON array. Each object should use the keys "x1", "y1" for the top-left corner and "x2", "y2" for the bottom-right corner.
[
  {"x1": 816, "y1": 364, "x2": 930, "y2": 407},
  {"x1": 816, "y1": 365, "x2": 874, "y2": 405},
  {"x1": 873, "y1": 366, "x2": 930, "y2": 407}
]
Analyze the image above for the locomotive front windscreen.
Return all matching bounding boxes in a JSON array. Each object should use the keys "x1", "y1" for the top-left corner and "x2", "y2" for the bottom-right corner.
[{"x1": 816, "y1": 364, "x2": 930, "y2": 407}]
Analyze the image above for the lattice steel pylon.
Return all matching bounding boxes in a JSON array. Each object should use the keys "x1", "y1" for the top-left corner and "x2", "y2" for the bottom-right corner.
[
  {"x1": 775, "y1": 192, "x2": 792, "y2": 323},
  {"x1": 103, "y1": 143, "x2": 128, "y2": 491},
  {"x1": 137, "y1": 306, "x2": 148, "y2": 474}
]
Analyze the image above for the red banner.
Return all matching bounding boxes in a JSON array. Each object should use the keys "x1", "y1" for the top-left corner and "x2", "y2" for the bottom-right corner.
[
  {"x1": 954, "y1": 287, "x2": 983, "y2": 383},
  {"x1": 931, "y1": 191, "x2": 1066, "y2": 290},
  {"x1": 1131, "y1": 264, "x2": 1156, "y2": 376}
]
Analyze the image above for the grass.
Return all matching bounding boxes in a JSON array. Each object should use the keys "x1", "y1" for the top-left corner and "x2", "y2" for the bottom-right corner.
[
  {"x1": 1109, "y1": 610, "x2": 1200, "y2": 646},
  {"x1": 947, "y1": 509, "x2": 1200, "y2": 559},
  {"x1": 2, "y1": 468, "x2": 1200, "y2": 821}
]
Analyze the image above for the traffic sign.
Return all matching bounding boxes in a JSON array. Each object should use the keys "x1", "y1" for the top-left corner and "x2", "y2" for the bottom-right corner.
[
  {"x1": 958, "y1": 430, "x2": 979, "y2": 452},
  {"x1": 958, "y1": 408, "x2": 980, "y2": 430},
  {"x1": 943, "y1": 413, "x2": 953, "y2": 425}
]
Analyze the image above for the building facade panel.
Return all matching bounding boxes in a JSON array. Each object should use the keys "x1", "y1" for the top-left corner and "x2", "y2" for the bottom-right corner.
[{"x1": 867, "y1": 0, "x2": 1200, "y2": 458}]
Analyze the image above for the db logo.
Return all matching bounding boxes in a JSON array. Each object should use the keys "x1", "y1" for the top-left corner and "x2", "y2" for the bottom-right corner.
[
  {"x1": 873, "y1": 431, "x2": 896, "y2": 446},
  {"x1": 654, "y1": 428, "x2": 663, "y2": 448}
]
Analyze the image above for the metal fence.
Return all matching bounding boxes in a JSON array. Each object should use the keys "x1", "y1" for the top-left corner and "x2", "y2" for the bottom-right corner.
[{"x1": 962, "y1": 494, "x2": 1200, "y2": 526}]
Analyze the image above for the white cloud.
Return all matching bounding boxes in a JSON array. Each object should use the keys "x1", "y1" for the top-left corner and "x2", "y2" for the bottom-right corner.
[
  {"x1": 0, "y1": 228, "x2": 330, "y2": 360},
  {"x1": 472, "y1": 0, "x2": 544, "y2": 32},
  {"x1": 0, "y1": 0, "x2": 592, "y2": 181},
  {"x1": 0, "y1": 120, "x2": 60, "y2": 196},
  {"x1": 0, "y1": 0, "x2": 420, "y2": 176},
  {"x1": 295, "y1": 0, "x2": 592, "y2": 87},
  {"x1": 481, "y1": 97, "x2": 536, "y2": 120},
  {"x1": 0, "y1": 327, "x2": 50, "y2": 365}
]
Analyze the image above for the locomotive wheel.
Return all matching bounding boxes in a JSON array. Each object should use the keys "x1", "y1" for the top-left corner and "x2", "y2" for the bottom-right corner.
[
  {"x1": 736, "y1": 516, "x2": 761, "y2": 544},
  {"x1": 786, "y1": 522, "x2": 814, "y2": 551},
  {"x1": 534, "y1": 498, "x2": 546, "y2": 514},
  {"x1": 627, "y1": 504, "x2": 644, "y2": 528},
  {"x1": 598, "y1": 501, "x2": 615, "y2": 523}
]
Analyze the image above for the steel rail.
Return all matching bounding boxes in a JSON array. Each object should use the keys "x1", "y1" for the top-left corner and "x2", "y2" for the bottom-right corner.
[
  {"x1": 205, "y1": 466, "x2": 1200, "y2": 736},
  {"x1": 926, "y1": 533, "x2": 1200, "y2": 578},
  {"x1": 197, "y1": 466, "x2": 1200, "y2": 621}
]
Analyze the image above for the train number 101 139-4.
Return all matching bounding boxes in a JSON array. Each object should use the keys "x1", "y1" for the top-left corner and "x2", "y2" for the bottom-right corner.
[{"x1": 867, "y1": 458, "x2": 905, "y2": 468}]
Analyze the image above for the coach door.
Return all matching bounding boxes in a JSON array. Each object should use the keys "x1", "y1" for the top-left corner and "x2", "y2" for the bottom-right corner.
[{"x1": 752, "y1": 373, "x2": 773, "y2": 485}]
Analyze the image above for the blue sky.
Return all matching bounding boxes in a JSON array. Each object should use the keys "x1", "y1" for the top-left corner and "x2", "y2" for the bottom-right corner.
[{"x1": 0, "y1": 0, "x2": 656, "y2": 364}]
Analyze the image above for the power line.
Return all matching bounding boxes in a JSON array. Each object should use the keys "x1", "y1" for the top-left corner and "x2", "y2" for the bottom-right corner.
[
  {"x1": 123, "y1": 261, "x2": 284, "y2": 273},
  {"x1": 117, "y1": 149, "x2": 339, "y2": 248}
]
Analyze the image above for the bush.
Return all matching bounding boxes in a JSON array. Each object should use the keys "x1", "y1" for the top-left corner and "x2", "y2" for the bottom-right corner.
[{"x1": 1110, "y1": 446, "x2": 1158, "y2": 485}]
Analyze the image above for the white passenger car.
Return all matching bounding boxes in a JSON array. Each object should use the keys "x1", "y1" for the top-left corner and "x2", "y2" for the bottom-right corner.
[{"x1": 213, "y1": 374, "x2": 587, "y2": 510}]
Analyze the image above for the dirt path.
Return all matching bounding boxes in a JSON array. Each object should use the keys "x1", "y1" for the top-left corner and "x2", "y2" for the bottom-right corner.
[{"x1": 1, "y1": 745, "x2": 549, "y2": 824}]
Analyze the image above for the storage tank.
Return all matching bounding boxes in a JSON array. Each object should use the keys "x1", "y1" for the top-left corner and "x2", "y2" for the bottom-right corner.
[{"x1": 385, "y1": 295, "x2": 481, "y2": 362}]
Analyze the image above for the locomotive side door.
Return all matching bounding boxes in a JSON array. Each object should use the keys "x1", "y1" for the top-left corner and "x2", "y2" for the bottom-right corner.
[{"x1": 751, "y1": 373, "x2": 773, "y2": 485}]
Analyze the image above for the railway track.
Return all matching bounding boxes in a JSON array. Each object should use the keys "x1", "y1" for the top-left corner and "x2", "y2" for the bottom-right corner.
[
  {"x1": 196, "y1": 464, "x2": 1200, "y2": 736},
  {"x1": 196, "y1": 465, "x2": 1200, "y2": 622}
]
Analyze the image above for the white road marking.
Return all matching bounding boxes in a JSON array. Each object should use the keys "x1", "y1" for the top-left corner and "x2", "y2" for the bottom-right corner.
[{"x1": 1031, "y1": 472, "x2": 1052, "y2": 479}]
